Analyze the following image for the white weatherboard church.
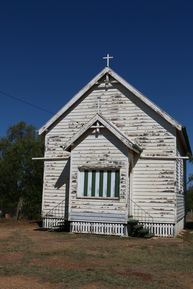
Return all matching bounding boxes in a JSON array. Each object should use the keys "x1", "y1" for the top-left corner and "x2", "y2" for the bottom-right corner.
[{"x1": 37, "y1": 55, "x2": 191, "y2": 237}]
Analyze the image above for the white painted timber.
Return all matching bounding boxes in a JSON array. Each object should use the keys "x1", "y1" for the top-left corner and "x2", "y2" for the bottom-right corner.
[
  {"x1": 176, "y1": 194, "x2": 185, "y2": 221},
  {"x1": 132, "y1": 159, "x2": 176, "y2": 223},
  {"x1": 39, "y1": 67, "x2": 183, "y2": 135},
  {"x1": 40, "y1": 69, "x2": 189, "y2": 237},
  {"x1": 174, "y1": 218, "x2": 184, "y2": 236},
  {"x1": 70, "y1": 221, "x2": 125, "y2": 236},
  {"x1": 140, "y1": 222, "x2": 175, "y2": 237},
  {"x1": 64, "y1": 113, "x2": 141, "y2": 153}
]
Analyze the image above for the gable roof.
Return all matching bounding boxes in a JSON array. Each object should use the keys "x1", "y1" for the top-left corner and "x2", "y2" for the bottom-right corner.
[
  {"x1": 39, "y1": 67, "x2": 191, "y2": 155},
  {"x1": 64, "y1": 113, "x2": 142, "y2": 154}
]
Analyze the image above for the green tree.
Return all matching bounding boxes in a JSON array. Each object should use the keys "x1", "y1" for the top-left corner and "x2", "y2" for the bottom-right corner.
[
  {"x1": 187, "y1": 186, "x2": 193, "y2": 211},
  {"x1": 0, "y1": 122, "x2": 44, "y2": 219},
  {"x1": 187, "y1": 156, "x2": 193, "y2": 211}
]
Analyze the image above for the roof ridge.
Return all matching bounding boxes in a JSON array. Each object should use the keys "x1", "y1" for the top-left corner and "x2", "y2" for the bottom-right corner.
[{"x1": 39, "y1": 67, "x2": 182, "y2": 135}]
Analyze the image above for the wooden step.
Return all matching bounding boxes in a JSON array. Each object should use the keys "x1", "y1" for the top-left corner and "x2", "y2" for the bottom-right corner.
[
  {"x1": 133, "y1": 224, "x2": 143, "y2": 231},
  {"x1": 137, "y1": 228, "x2": 150, "y2": 237}
]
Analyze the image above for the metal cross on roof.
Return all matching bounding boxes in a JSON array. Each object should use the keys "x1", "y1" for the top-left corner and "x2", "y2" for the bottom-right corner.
[{"x1": 103, "y1": 53, "x2": 113, "y2": 67}]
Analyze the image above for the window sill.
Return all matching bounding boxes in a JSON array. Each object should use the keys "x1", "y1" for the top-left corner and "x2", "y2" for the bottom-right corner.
[{"x1": 76, "y1": 196, "x2": 120, "y2": 200}]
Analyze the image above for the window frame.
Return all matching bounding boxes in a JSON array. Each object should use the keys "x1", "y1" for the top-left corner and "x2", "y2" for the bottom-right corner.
[{"x1": 77, "y1": 168, "x2": 120, "y2": 200}]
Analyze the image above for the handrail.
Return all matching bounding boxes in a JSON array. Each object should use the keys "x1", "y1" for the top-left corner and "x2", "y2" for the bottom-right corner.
[
  {"x1": 43, "y1": 199, "x2": 65, "y2": 219},
  {"x1": 43, "y1": 197, "x2": 154, "y2": 225},
  {"x1": 129, "y1": 198, "x2": 154, "y2": 223}
]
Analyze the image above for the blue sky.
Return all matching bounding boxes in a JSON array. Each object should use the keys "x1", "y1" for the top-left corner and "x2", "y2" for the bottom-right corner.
[{"x1": 0, "y1": 0, "x2": 192, "y2": 175}]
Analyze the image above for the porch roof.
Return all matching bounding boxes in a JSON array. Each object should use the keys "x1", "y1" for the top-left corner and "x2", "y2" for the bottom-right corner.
[{"x1": 64, "y1": 113, "x2": 142, "y2": 154}]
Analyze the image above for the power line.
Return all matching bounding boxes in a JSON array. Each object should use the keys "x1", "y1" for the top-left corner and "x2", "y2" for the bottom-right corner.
[{"x1": 0, "y1": 89, "x2": 54, "y2": 114}]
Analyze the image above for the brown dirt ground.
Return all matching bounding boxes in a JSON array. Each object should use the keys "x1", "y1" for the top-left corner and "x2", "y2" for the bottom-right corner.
[
  {"x1": 0, "y1": 252, "x2": 24, "y2": 264},
  {"x1": 0, "y1": 220, "x2": 193, "y2": 289},
  {"x1": 0, "y1": 276, "x2": 61, "y2": 289}
]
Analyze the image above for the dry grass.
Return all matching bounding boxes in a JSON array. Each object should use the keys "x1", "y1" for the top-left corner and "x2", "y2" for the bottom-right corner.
[{"x1": 0, "y1": 219, "x2": 193, "y2": 289}]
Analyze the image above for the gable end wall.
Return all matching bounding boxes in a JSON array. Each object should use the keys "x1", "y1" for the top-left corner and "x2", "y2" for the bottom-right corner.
[{"x1": 42, "y1": 77, "x2": 177, "y2": 223}]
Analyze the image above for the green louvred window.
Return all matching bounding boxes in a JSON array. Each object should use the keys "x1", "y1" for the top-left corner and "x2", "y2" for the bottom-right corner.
[
  {"x1": 80, "y1": 169, "x2": 120, "y2": 198},
  {"x1": 107, "y1": 171, "x2": 111, "y2": 197},
  {"x1": 99, "y1": 171, "x2": 103, "y2": 197},
  {"x1": 83, "y1": 170, "x2": 88, "y2": 196},
  {"x1": 115, "y1": 170, "x2": 120, "y2": 198},
  {"x1": 91, "y1": 171, "x2": 96, "y2": 197}
]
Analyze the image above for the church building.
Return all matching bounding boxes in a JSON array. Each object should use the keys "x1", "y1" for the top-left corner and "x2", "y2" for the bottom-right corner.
[{"x1": 37, "y1": 56, "x2": 191, "y2": 237}]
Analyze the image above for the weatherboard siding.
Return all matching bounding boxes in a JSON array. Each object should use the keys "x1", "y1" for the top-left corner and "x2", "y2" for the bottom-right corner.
[
  {"x1": 42, "y1": 76, "x2": 176, "y2": 222},
  {"x1": 176, "y1": 194, "x2": 185, "y2": 221},
  {"x1": 42, "y1": 159, "x2": 69, "y2": 216},
  {"x1": 132, "y1": 159, "x2": 176, "y2": 223},
  {"x1": 45, "y1": 79, "x2": 176, "y2": 158},
  {"x1": 175, "y1": 147, "x2": 185, "y2": 222}
]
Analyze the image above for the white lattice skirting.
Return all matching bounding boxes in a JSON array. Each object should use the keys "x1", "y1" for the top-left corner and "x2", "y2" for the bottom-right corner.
[
  {"x1": 70, "y1": 222, "x2": 126, "y2": 236},
  {"x1": 141, "y1": 218, "x2": 184, "y2": 237},
  {"x1": 140, "y1": 222, "x2": 175, "y2": 237},
  {"x1": 43, "y1": 219, "x2": 184, "y2": 237},
  {"x1": 43, "y1": 217, "x2": 65, "y2": 229},
  {"x1": 71, "y1": 221, "x2": 177, "y2": 237}
]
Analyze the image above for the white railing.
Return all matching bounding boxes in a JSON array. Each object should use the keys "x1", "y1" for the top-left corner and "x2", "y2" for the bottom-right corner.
[
  {"x1": 42, "y1": 198, "x2": 176, "y2": 237},
  {"x1": 43, "y1": 199, "x2": 65, "y2": 219},
  {"x1": 129, "y1": 199, "x2": 175, "y2": 237},
  {"x1": 129, "y1": 198, "x2": 154, "y2": 223},
  {"x1": 71, "y1": 222, "x2": 126, "y2": 236},
  {"x1": 42, "y1": 199, "x2": 65, "y2": 229}
]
